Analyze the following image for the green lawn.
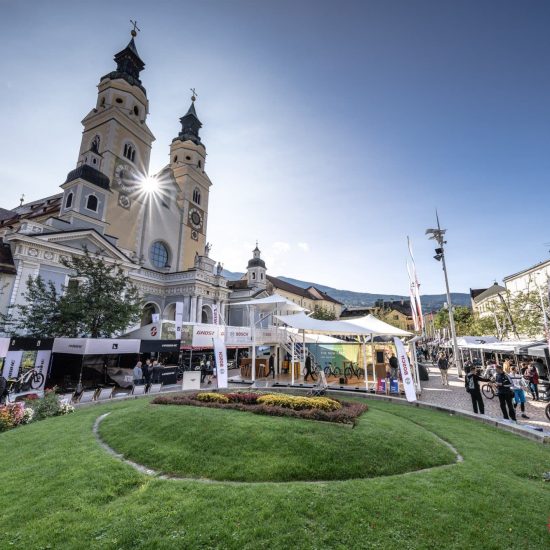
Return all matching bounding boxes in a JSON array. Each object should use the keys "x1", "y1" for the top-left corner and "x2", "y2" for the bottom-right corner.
[
  {"x1": 98, "y1": 402, "x2": 455, "y2": 481},
  {"x1": 0, "y1": 397, "x2": 549, "y2": 549}
]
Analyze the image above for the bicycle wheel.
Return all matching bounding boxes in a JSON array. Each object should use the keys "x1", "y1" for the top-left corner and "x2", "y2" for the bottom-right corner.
[
  {"x1": 482, "y1": 384, "x2": 494, "y2": 400},
  {"x1": 324, "y1": 366, "x2": 331, "y2": 376},
  {"x1": 30, "y1": 372, "x2": 44, "y2": 389},
  {"x1": 545, "y1": 403, "x2": 550, "y2": 423},
  {"x1": 344, "y1": 367, "x2": 352, "y2": 377}
]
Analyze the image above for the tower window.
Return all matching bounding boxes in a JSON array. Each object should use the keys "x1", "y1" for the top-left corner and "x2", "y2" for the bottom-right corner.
[
  {"x1": 261, "y1": 273, "x2": 264, "y2": 280},
  {"x1": 100, "y1": 97, "x2": 106, "y2": 108},
  {"x1": 65, "y1": 192, "x2": 73, "y2": 209},
  {"x1": 91, "y1": 135, "x2": 100, "y2": 154},
  {"x1": 252, "y1": 272, "x2": 256, "y2": 280},
  {"x1": 173, "y1": 155, "x2": 178, "y2": 163},
  {"x1": 192, "y1": 188, "x2": 201, "y2": 205},
  {"x1": 123, "y1": 143, "x2": 136, "y2": 162},
  {"x1": 150, "y1": 241, "x2": 169, "y2": 268},
  {"x1": 186, "y1": 155, "x2": 191, "y2": 161},
  {"x1": 198, "y1": 160, "x2": 202, "y2": 168},
  {"x1": 86, "y1": 195, "x2": 98, "y2": 212},
  {"x1": 133, "y1": 105, "x2": 139, "y2": 116},
  {"x1": 115, "y1": 97, "x2": 123, "y2": 104}
]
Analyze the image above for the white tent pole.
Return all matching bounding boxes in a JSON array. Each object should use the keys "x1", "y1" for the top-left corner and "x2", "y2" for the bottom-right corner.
[
  {"x1": 291, "y1": 332, "x2": 295, "y2": 386},
  {"x1": 362, "y1": 335, "x2": 368, "y2": 392},
  {"x1": 371, "y1": 333, "x2": 377, "y2": 390},
  {"x1": 302, "y1": 329, "x2": 306, "y2": 379},
  {"x1": 251, "y1": 305, "x2": 256, "y2": 382}
]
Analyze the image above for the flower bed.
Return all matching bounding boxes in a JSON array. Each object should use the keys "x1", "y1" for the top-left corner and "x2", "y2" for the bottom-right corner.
[
  {"x1": 152, "y1": 391, "x2": 367, "y2": 425},
  {"x1": 0, "y1": 388, "x2": 74, "y2": 433}
]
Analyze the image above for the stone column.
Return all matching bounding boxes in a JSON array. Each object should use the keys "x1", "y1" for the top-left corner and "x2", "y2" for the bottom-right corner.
[
  {"x1": 183, "y1": 295, "x2": 191, "y2": 322},
  {"x1": 190, "y1": 295, "x2": 197, "y2": 323},
  {"x1": 197, "y1": 296, "x2": 203, "y2": 323}
]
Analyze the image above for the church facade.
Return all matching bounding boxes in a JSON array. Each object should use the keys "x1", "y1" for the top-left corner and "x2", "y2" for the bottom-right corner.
[{"x1": 0, "y1": 31, "x2": 230, "y2": 334}]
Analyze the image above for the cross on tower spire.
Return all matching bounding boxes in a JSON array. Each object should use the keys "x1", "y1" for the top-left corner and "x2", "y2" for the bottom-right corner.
[{"x1": 130, "y1": 19, "x2": 140, "y2": 37}]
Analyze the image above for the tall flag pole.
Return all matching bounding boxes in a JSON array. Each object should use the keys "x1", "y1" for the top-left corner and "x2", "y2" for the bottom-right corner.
[{"x1": 407, "y1": 236, "x2": 424, "y2": 335}]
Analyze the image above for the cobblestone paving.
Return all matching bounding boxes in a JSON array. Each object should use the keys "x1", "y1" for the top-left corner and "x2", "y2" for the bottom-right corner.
[{"x1": 418, "y1": 363, "x2": 550, "y2": 429}]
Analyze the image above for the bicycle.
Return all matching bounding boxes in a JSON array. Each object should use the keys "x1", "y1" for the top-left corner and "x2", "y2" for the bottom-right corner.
[
  {"x1": 7, "y1": 368, "x2": 45, "y2": 395},
  {"x1": 481, "y1": 377, "x2": 496, "y2": 400},
  {"x1": 324, "y1": 362, "x2": 341, "y2": 378},
  {"x1": 344, "y1": 363, "x2": 365, "y2": 379}
]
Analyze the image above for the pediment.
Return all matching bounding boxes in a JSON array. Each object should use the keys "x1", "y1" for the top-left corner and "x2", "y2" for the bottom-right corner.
[{"x1": 35, "y1": 229, "x2": 132, "y2": 263}]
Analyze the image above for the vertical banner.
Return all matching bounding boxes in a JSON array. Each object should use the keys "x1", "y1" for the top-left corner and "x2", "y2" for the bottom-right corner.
[
  {"x1": 213, "y1": 337, "x2": 228, "y2": 389},
  {"x1": 393, "y1": 337, "x2": 417, "y2": 402},
  {"x1": 175, "y1": 302, "x2": 184, "y2": 340},
  {"x1": 34, "y1": 350, "x2": 51, "y2": 390},
  {"x1": 212, "y1": 303, "x2": 219, "y2": 325},
  {"x1": 3, "y1": 350, "x2": 23, "y2": 380}
]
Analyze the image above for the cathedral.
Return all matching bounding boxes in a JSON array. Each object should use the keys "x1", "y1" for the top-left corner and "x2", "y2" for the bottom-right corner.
[{"x1": 0, "y1": 29, "x2": 230, "y2": 333}]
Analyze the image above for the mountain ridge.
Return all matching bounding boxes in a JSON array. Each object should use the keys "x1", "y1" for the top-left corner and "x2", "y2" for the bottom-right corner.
[{"x1": 221, "y1": 269, "x2": 470, "y2": 311}]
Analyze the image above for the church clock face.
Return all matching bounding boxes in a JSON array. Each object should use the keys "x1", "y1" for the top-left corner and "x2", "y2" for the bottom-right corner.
[
  {"x1": 188, "y1": 207, "x2": 203, "y2": 230},
  {"x1": 114, "y1": 162, "x2": 137, "y2": 194},
  {"x1": 118, "y1": 193, "x2": 131, "y2": 209}
]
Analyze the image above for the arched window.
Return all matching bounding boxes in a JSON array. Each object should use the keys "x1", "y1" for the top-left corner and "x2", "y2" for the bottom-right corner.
[
  {"x1": 100, "y1": 97, "x2": 106, "y2": 108},
  {"x1": 86, "y1": 195, "x2": 98, "y2": 212},
  {"x1": 91, "y1": 135, "x2": 100, "y2": 154},
  {"x1": 197, "y1": 160, "x2": 202, "y2": 169},
  {"x1": 123, "y1": 143, "x2": 136, "y2": 163},
  {"x1": 65, "y1": 192, "x2": 73, "y2": 209},
  {"x1": 149, "y1": 241, "x2": 169, "y2": 268},
  {"x1": 252, "y1": 272, "x2": 256, "y2": 280},
  {"x1": 192, "y1": 188, "x2": 201, "y2": 205}
]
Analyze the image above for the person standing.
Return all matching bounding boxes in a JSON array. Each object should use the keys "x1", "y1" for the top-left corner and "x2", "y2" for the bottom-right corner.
[
  {"x1": 389, "y1": 353, "x2": 399, "y2": 380},
  {"x1": 133, "y1": 360, "x2": 143, "y2": 386},
  {"x1": 143, "y1": 358, "x2": 152, "y2": 388},
  {"x1": 304, "y1": 355, "x2": 316, "y2": 382},
  {"x1": 509, "y1": 366, "x2": 529, "y2": 419},
  {"x1": 525, "y1": 362, "x2": 540, "y2": 401},
  {"x1": 268, "y1": 353, "x2": 275, "y2": 379},
  {"x1": 464, "y1": 365, "x2": 488, "y2": 415},
  {"x1": 495, "y1": 364, "x2": 516, "y2": 422},
  {"x1": 437, "y1": 353, "x2": 449, "y2": 386}
]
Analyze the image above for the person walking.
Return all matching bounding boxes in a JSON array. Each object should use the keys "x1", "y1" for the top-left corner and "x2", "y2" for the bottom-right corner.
[
  {"x1": 509, "y1": 366, "x2": 529, "y2": 419},
  {"x1": 304, "y1": 355, "x2": 316, "y2": 382},
  {"x1": 525, "y1": 362, "x2": 540, "y2": 401},
  {"x1": 495, "y1": 364, "x2": 516, "y2": 422},
  {"x1": 133, "y1": 360, "x2": 143, "y2": 386},
  {"x1": 437, "y1": 353, "x2": 450, "y2": 386},
  {"x1": 464, "y1": 364, "x2": 488, "y2": 415}
]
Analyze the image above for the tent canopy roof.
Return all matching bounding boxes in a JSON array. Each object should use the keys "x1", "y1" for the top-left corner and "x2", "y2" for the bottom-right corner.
[
  {"x1": 344, "y1": 314, "x2": 412, "y2": 337},
  {"x1": 274, "y1": 312, "x2": 402, "y2": 336}
]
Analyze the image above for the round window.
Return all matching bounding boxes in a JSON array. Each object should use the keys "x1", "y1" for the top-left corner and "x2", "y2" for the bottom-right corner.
[{"x1": 150, "y1": 241, "x2": 169, "y2": 268}]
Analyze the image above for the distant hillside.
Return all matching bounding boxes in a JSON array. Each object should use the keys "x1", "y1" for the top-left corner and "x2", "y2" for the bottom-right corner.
[{"x1": 221, "y1": 270, "x2": 469, "y2": 311}]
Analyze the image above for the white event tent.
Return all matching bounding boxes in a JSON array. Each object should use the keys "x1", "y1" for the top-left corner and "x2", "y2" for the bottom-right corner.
[{"x1": 274, "y1": 312, "x2": 419, "y2": 390}]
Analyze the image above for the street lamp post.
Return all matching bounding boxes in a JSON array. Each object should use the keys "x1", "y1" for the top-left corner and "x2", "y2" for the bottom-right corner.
[{"x1": 426, "y1": 214, "x2": 463, "y2": 377}]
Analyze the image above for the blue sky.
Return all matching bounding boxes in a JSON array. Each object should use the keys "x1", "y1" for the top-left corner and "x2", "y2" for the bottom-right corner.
[{"x1": 1, "y1": 0, "x2": 549, "y2": 295}]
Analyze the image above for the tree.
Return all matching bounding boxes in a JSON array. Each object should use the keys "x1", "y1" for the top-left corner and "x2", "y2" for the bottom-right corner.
[
  {"x1": 3, "y1": 250, "x2": 143, "y2": 338},
  {"x1": 310, "y1": 305, "x2": 336, "y2": 320},
  {"x1": 433, "y1": 306, "x2": 475, "y2": 336}
]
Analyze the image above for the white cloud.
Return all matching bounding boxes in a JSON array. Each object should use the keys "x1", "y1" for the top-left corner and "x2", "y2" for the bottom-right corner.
[
  {"x1": 271, "y1": 241, "x2": 291, "y2": 254},
  {"x1": 297, "y1": 242, "x2": 309, "y2": 252}
]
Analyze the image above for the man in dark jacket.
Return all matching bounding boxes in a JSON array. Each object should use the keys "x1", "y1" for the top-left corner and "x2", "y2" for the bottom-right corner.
[
  {"x1": 464, "y1": 365, "x2": 488, "y2": 414},
  {"x1": 304, "y1": 355, "x2": 316, "y2": 382},
  {"x1": 389, "y1": 354, "x2": 399, "y2": 379},
  {"x1": 495, "y1": 364, "x2": 516, "y2": 421}
]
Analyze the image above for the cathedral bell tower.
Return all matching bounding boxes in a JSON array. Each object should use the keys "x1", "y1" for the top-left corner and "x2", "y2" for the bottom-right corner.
[
  {"x1": 170, "y1": 92, "x2": 212, "y2": 270},
  {"x1": 60, "y1": 25, "x2": 155, "y2": 254},
  {"x1": 247, "y1": 243, "x2": 267, "y2": 290}
]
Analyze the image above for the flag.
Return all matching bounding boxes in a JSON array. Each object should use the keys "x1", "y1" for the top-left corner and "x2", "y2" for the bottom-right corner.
[
  {"x1": 213, "y1": 337, "x2": 228, "y2": 389},
  {"x1": 175, "y1": 302, "x2": 184, "y2": 340},
  {"x1": 407, "y1": 237, "x2": 424, "y2": 333},
  {"x1": 393, "y1": 337, "x2": 417, "y2": 402}
]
